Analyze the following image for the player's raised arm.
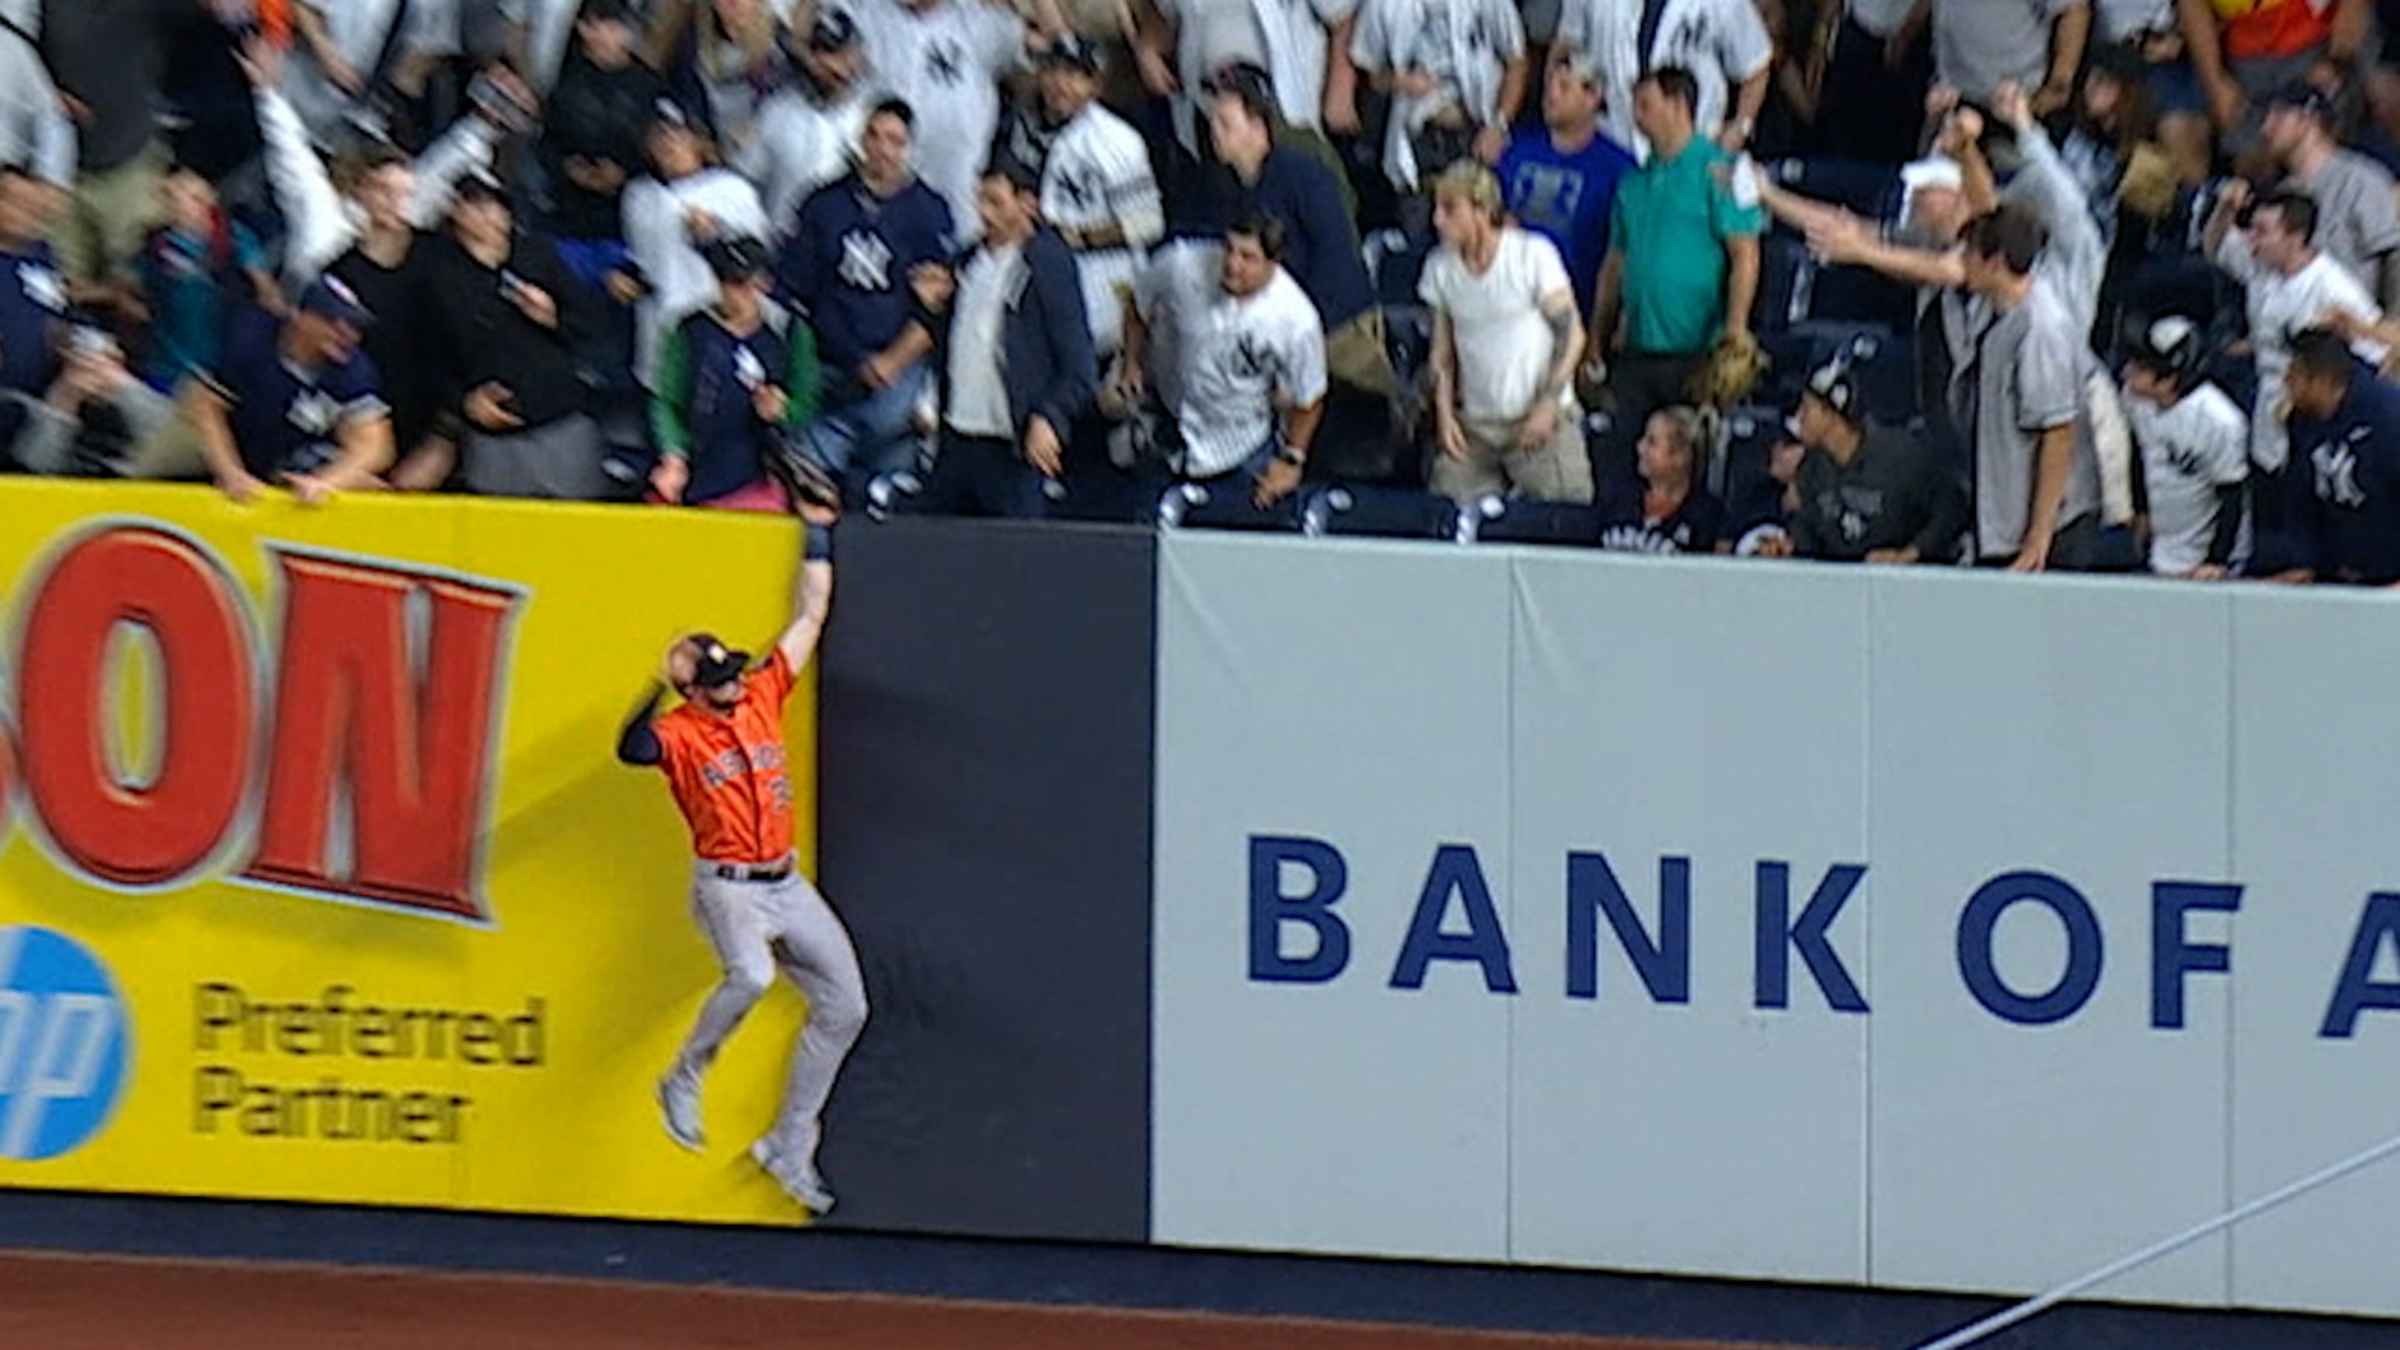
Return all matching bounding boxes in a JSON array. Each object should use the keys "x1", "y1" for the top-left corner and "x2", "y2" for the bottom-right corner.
[
  {"x1": 775, "y1": 527, "x2": 835, "y2": 674},
  {"x1": 617, "y1": 679, "x2": 669, "y2": 766},
  {"x1": 618, "y1": 641, "x2": 695, "y2": 766}
]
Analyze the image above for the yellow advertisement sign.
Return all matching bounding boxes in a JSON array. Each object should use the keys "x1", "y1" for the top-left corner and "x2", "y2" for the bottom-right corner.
[{"x1": 0, "y1": 482, "x2": 823, "y2": 1225}]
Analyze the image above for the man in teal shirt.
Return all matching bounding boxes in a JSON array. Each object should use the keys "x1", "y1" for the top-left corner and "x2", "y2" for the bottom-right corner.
[{"x1": 1586, "y1": 65, "x2": 1761, "y2": 492}]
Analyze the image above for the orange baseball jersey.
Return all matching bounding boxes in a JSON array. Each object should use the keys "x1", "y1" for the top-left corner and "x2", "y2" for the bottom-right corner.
[{"x1": 652, "y1": 650, "x2": 799, "y2": 863}]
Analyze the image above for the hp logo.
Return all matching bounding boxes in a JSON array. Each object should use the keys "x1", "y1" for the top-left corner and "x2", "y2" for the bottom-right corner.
[{"x1": 0, "y1": 927, "x2": 129, "y2": 1160}]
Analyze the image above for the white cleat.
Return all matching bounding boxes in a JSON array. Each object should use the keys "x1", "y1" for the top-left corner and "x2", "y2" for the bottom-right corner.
[
  {"x1": 750, "y1": 1138, "x2": 837, "y2": 1216},
  {"x1": 657, "y1": 1072, "x2": 705, "y2": 1152}
]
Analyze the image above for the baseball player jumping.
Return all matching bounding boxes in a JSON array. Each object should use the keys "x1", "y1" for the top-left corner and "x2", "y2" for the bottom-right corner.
[{"x1": 615, "y1": 517, "x2": 862, "y2": 1216}]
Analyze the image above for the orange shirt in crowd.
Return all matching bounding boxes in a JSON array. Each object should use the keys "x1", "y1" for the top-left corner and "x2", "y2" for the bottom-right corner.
[
  {"x1": 652, "y1": 650, "x2": 798, "y2": 864},
  {"x1": 2212, "y1": 0, "x2": 2335, "y2": 61}
]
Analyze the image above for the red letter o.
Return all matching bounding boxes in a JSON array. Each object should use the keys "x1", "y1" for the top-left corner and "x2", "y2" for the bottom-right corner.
[{"x1": 18, "y1": 526, "x2": 254, "y2": 886}]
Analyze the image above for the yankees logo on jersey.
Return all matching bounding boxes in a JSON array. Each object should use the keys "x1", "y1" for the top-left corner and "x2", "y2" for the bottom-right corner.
[
  {"x1": 838, "y1": 230, "x2": 894, "y2": 291},
  {"x1": 1826, "y1": 485, "x2": 1885, "y2": 543},
  {"x1": 2161, "y1": 442, "x2": 2209, "y2": 480},
  {"x1": 18, "y1": 259, "x2": 65, "y2": 313},
  {"x1": 287, "y1": 389, "x2": 342, "y2": 437},
  {"x1": 1233, "y1": 333, "x2": 1273, "y2": 380},
  {"x1": 2314, "y1": 430, "x2": 2371, "y2": 510},
  {"x1": 926, "y1": 39, "x2": 964, "y2": 84}
]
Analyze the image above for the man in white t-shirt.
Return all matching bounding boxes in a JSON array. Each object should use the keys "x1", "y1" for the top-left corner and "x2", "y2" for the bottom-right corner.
[
  {"x1": 1551, "y1": 0, "x2": 1770, "y2": 159},
  {"x1": 2120, "y1": 315, "x2": 2251, "y2": 577},
  {"x1": 1034, "y1": 35, "x2": 1162, "y2": 354},
  {"x1": 1121, "y1": 214, "x2": 1326, "y2": 506},
  {"x1": 2207, "y1": 183, "x2": 2386, "y2": 474},
  {"x1": 854, "y1": 0, "x2": 1057, "y2": 234},
  {"x1": 1417, "y1": 160, "x2": 1590, "y2": 504}
]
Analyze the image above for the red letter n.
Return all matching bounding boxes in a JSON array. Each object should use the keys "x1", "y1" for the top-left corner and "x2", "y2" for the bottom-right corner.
[{"x1": 244, "y1": 550, "x2": 522, "y2": 921}]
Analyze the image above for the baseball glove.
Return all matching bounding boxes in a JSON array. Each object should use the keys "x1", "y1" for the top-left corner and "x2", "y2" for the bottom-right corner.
[
  {"x1": 766, "y1": 434, "x2": 844, "y2": 521},
  {"x1": 1687, "y1": 329, "x2": 1768, "y2": 408}
]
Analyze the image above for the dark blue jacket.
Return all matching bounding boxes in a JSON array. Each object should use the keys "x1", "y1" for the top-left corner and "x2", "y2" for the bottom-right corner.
[
  {"x1": 938, "y1": 225, "x2": 1096, "y2": 440},
  {"x1": 778, "y1": 171, "x2": 954, "y2": 379},
  {"x1": 1233, "y1": 147, "x2": 1372, "y2": 330},
  {"x1": 2286, "y1": 362, "x2": 2400, "y2": 584}
]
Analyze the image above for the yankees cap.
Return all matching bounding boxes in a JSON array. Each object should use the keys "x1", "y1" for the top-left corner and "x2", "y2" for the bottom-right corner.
[
  {"x1": 1039, "y1": 34, "x2": 1104, "y2": 74},
  {"x1": 2127, "y1": 314, "x2": 2203, "y2": 378},
  {"x1": 299, "y1": 274, "x2": 376, "y2": 329},
  {"x1": 809, "y1": 8, "x2": 861, "y2": 51},
  {"x1": 704, "y1": 235, "x2": 772, "y2": 281},
  {"x1": 686, "y1": 634, "x2": 750, "y2": 687},
  {"x1": 1793, "y1": 358, "x2": 1863, "y2": 428}
]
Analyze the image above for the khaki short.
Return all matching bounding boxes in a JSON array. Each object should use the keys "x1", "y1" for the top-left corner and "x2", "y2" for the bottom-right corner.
[
  {"x1": 1428, "y1": 406, "x2": 1593, "y2": 506},
  {"x1": 1325, "y1": 309, "x2": 1401, "y2": 402}
]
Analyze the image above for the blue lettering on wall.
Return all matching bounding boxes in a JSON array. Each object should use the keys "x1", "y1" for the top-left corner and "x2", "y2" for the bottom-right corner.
[
  {"x1": 1754, "y1": 862, "x2": 1869, "y2": 1013},
  {"x1": 1390, "y1": 845, "x2": 1518, "y2": 993},
  {"x1": 1957, "y1": 871, "x2": 2105, "y2": 1025},
  {"x1": 2320, "y1": 892, "x2": 2400, "y2": 1039},
  {"x1": 1247, "y1": 835, "x2": 1351, "y2": 983},
  {"x1": 1234, "y1": 838, "x2": 2400, "y2": 1044},
  {"x1": 2151, "y1": 882, "x2": 2241, "y2": 1030},
  {"x1": 1565, "y1": 852, "x2": 1690, "y2": 1003}
]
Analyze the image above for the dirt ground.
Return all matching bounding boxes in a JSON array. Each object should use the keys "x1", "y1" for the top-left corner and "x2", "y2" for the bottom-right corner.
[{"x1": 0, "y1": 1250, "x2": 1814, "y2": 1349}]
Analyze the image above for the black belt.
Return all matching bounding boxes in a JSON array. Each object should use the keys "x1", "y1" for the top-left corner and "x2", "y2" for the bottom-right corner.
[{"x1": 712, "y1": 860, "x2": 792, "y2": 884}]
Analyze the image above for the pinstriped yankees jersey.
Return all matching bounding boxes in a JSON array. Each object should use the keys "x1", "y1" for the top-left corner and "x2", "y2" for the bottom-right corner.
[
  {"x1": 1144, "y1": 262, "x2": 1328, "y2": 477},
  {"x1": 1039, "y1": 103, "x2": 1163, "y2": 354}
]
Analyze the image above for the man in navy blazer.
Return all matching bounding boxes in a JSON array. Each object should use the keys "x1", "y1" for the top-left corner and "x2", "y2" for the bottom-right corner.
[{"x1": 908, "y1": 158, "x2": 1098, "y2": 517}]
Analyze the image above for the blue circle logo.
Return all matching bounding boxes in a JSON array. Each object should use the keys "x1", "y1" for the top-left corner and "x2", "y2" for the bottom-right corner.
[{"x1": 0, "y1": 927, "x2": 129, "y2": 1160}]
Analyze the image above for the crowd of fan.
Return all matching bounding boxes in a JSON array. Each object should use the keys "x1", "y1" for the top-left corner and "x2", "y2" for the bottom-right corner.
[{"x1": 7, "y1": 0, "x2": 2400, "y2": 581}]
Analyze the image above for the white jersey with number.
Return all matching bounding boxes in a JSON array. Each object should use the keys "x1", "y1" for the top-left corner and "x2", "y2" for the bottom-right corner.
[{"x1": 1040, "y1": 103, "x2": 1163, "y2": 355}]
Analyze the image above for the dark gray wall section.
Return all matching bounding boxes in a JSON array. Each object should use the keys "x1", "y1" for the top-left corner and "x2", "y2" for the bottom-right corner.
[{"x1": 815, "y1": 519, "x2": 1155, "y2": 1241}]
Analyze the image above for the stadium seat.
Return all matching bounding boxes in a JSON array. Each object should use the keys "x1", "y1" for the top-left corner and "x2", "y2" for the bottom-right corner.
[
  {"x1": 1765, "y1": 157, "x2": 1902, "y2": 221},
  {"x1": 1300, "y1": 484, "x2": 1456, "y2": 539},
  {"x1": 1715, "y1": 404, "x2": 1783, "y2": 503},
  {"x1": 1760, "y1": 321, "x2": 1915, "y2": 419},
  {"x1": 1807, "y1": 262, "x2": 1918, "y2": 329},
  {"x1": 1455, "y1": 495, "x2": 1603, "y2": 546},
  {"x1": 1364, "y1": 229, "x2": 1431, "y2": 306},
  {"x1": 1728, "y1": 401, "x2": 1785, "y2": 506},
  {"x1": 1757, "y1": 234, "x2": 1813, "y2": 335},
  {"x1": 1156, "y1": 482, "x2": 1305, "y2": 532}
]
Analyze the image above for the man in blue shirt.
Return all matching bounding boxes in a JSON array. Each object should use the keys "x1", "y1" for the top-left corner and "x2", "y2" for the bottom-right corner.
[
  {"x1": 2276, "y1": 326, "x2": 2400, "y2": 586},
  {"x1": 186, "y1": 275, "x2": 394, "y2": 505},
  {"x1": 1497, "y1": 54, "x2": 1634, "y2": 320},
  {"x1": 777, "y1": 98, "x2": 955, "y2": 500}
]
